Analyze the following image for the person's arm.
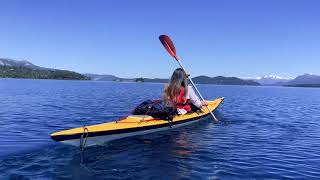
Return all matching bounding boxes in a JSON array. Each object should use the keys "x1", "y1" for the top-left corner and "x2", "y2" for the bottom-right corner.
[{"x1": 187, "y1": 85, "x2": 202, "y2": 108}]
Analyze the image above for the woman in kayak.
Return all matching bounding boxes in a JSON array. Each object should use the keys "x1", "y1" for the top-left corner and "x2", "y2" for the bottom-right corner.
[{"x1": 164, "y1": 68, "x2": 207, "y2": 115}]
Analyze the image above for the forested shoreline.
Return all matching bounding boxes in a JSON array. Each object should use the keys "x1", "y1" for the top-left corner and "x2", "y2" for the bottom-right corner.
[{"x1": 0, "y1": 66, "x2": 90, "y2": 80}]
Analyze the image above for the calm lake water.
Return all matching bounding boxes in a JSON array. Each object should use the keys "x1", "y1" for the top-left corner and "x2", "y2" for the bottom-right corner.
[{"x1": 0, "y1": 78, "x2": 320, "y2": 179}]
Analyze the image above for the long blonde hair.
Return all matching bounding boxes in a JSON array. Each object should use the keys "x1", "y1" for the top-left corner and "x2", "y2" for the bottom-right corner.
[{"x1": 164, "y1": 68, "x2": 188, "y2": 106}]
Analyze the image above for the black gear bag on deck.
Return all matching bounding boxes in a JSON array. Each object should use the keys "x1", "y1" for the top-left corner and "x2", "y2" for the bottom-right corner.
[{"x1": 132, "y1": 100, "x2": 177, "y2": 120}]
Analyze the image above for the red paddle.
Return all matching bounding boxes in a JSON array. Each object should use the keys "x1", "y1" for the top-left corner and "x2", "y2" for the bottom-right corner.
[
  {"x1": 159, "y1": 35, "x2": 218, "y2": 122},
  {"x1": 159, "y1": 35, "x2": 179, "y2": 61}
]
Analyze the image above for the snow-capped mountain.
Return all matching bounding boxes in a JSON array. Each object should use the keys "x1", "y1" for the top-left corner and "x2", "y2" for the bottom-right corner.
[
  {"x1": 257, "y1": 75, "x2": 285, "y2": 80},
  {"x1": 245, "y1": 75, "x2": 292, "y2": 85}
]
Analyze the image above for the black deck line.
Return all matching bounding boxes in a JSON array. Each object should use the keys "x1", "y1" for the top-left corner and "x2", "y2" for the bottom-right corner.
[{"x1": 51, "y1": 113, "x2": 209, "y2": 142}]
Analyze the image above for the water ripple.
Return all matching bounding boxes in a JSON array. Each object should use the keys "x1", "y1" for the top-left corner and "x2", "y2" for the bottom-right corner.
[{"x1": 1, "y1": 79, "x2": 320, "y2": 179}]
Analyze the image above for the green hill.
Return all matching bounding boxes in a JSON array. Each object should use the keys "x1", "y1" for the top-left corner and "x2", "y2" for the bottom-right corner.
[{"x1": 0, "y1": 65, "x2": 89, "y2": 80}]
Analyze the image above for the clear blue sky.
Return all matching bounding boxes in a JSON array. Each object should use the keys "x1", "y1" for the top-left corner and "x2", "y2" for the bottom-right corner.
[{"x1": 1, "y1": 0, "x2": 319, "y2": 78}]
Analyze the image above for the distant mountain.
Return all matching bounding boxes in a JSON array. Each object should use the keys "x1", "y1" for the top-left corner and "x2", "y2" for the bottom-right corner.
[
  {"x1": 246, "y1": 75, "x2": 291, "y2": 85},
  {"x1": 284, "y1": 74, "x2": 320, "y2": 87},
  {"x1": 143, "y1": 78, "x2": 169, "y2": 83},
  {"x1": 192, "y1": 76, "x2": 260, "y2": 85},
  {"x1": 244, "y1": 74, "x2": 320, "y2": 87},
  {"x1": 286, "y1": 74, "x2": 320, "y2": 85},
  {"x1": 84, "y1": 74, "x2": 148, "y2": 82},
  {"x1": 0, "y1": 58, "x2": 43, "y2": 70},
  {"x1": 87, "y1": 74, "x2": 260, "y2": 86},
  {"x1": 84, "y1": 74, "x2": 118, "y2": 81},
  {"x1": 257, "y1": 75, "x2": 291, "y2": 85},
  {"x1": 0, "y1": 58, "x2": 89, "y2": 80}
]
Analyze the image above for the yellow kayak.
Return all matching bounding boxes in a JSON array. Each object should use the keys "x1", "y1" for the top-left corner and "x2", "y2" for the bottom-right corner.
[{"x1": 51, "y1": 97, "x2": 224, "y2": 147}]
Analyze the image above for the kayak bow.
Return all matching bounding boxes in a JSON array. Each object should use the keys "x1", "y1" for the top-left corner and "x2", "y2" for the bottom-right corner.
[{"x1": 51, "y1": 97, "x2": 224, "y2": 147}]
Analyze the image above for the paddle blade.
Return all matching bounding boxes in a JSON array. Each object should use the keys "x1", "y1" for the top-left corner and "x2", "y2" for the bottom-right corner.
[{"x1": 159, "y1": 35, "x2": 179, "y2": 60}]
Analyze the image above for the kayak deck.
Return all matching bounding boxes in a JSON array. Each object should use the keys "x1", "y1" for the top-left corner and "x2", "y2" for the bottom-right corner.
[{"x1": 51, "y1": 97, "x2": 224, "y2": 147}]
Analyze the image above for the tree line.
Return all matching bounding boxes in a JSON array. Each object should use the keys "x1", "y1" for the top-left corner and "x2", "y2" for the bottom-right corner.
[{"x1": 0, "y1": 66, "x2": 90, "y2": 80}]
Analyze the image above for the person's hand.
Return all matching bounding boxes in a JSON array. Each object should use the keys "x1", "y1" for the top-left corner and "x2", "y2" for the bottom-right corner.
[
  {"x1": 185, "y1": 72, "x2": 190, "y2": 78},
  {"x1": 201, "y1": 101, "x2": 208, "y2": 106}
]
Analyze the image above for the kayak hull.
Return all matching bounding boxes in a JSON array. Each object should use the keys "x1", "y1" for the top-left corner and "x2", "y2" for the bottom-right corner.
[
  {"x1": 58, "y1": 114, "x2": 206, "y2": 147},
  {"x1": 51, "y1": 97, "x2": 224, "y2": 147}
]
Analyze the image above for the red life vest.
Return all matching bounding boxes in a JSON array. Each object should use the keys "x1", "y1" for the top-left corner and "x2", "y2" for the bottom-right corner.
[{"x1": 175, "y1": 87, "x2": 191, "y2": 112}]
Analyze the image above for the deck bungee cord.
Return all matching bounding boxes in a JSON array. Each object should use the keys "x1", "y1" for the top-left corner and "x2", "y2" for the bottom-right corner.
[{"x1": 79, "y1": 127, "x2": 89, "y2": 151}]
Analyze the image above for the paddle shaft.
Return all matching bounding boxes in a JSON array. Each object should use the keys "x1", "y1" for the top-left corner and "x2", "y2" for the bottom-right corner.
[{"x1": 176, "y1": 59, "x2": 218, "y2": 122}]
